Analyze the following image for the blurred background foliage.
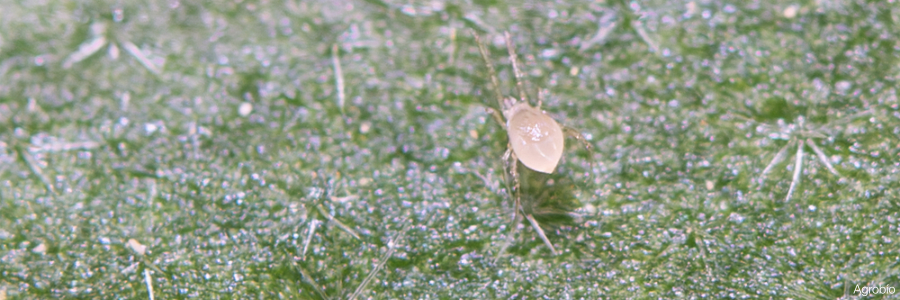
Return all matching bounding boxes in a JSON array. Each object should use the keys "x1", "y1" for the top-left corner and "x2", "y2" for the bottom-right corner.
[{"x1": 0, "y1": 0, "x2": 898, "y2": 298}]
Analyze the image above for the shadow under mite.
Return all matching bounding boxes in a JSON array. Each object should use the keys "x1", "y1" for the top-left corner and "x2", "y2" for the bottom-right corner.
[{"x1": 510, "y1": 160, "x2": 584, "y2": 229}]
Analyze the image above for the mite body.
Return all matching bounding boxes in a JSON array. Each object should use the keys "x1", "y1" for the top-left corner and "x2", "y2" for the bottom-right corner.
[
  {"x1": 473, "y1": 31, "x2": 592, "y2": 256},
  {"x1": 504, "y1": 101, "x2": 565, "y2": 174}
]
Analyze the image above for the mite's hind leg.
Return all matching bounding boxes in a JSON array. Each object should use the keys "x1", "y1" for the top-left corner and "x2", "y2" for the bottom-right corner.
[
  {"x1": 563, "y1": 126, "x2": 596, "y2": 183},
  {"x1": 502, "y1": 147, "x2": 522, "y2": 222},
  {"x1": 509, "y1": 149, "x2": 557, "y2": 255},
  {"x1": 562, "y1": 126, "x2": 593, "y2": 153},
  {"x1": 495, "y1": 147, "x2": 524, "y2": 260}
]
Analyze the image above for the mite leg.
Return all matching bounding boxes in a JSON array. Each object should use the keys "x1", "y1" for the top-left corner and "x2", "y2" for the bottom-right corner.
[
  {"x1": 510, "y1": 149, "x2": 557, "y2": 255},
  {"x1": 484, "y1": 107, "x2": 506, "y2": 130},
  {"x1": 504, "y1": 31, "x2": 530, "y2": 107},
  {"x1": 495, "y1": 147, "x2": 524, "y2": 260},
  {"x1": 563, "y1": 126, "x2": 596, "y2": 184},
  {"x1": 473, "y1": 30, "x2": 507, "y2": 118},
  {"x1": 508, "y1": 149, "x2": 522, "y2": 222},
  {"x1": 563, "y1": 126, "x2": 594, "y2": 153}
]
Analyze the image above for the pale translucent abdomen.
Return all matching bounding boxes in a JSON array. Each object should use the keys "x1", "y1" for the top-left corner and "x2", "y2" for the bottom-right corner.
[{"x1": 507, "y1": 106, "x2": 565, "y2": 174}]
